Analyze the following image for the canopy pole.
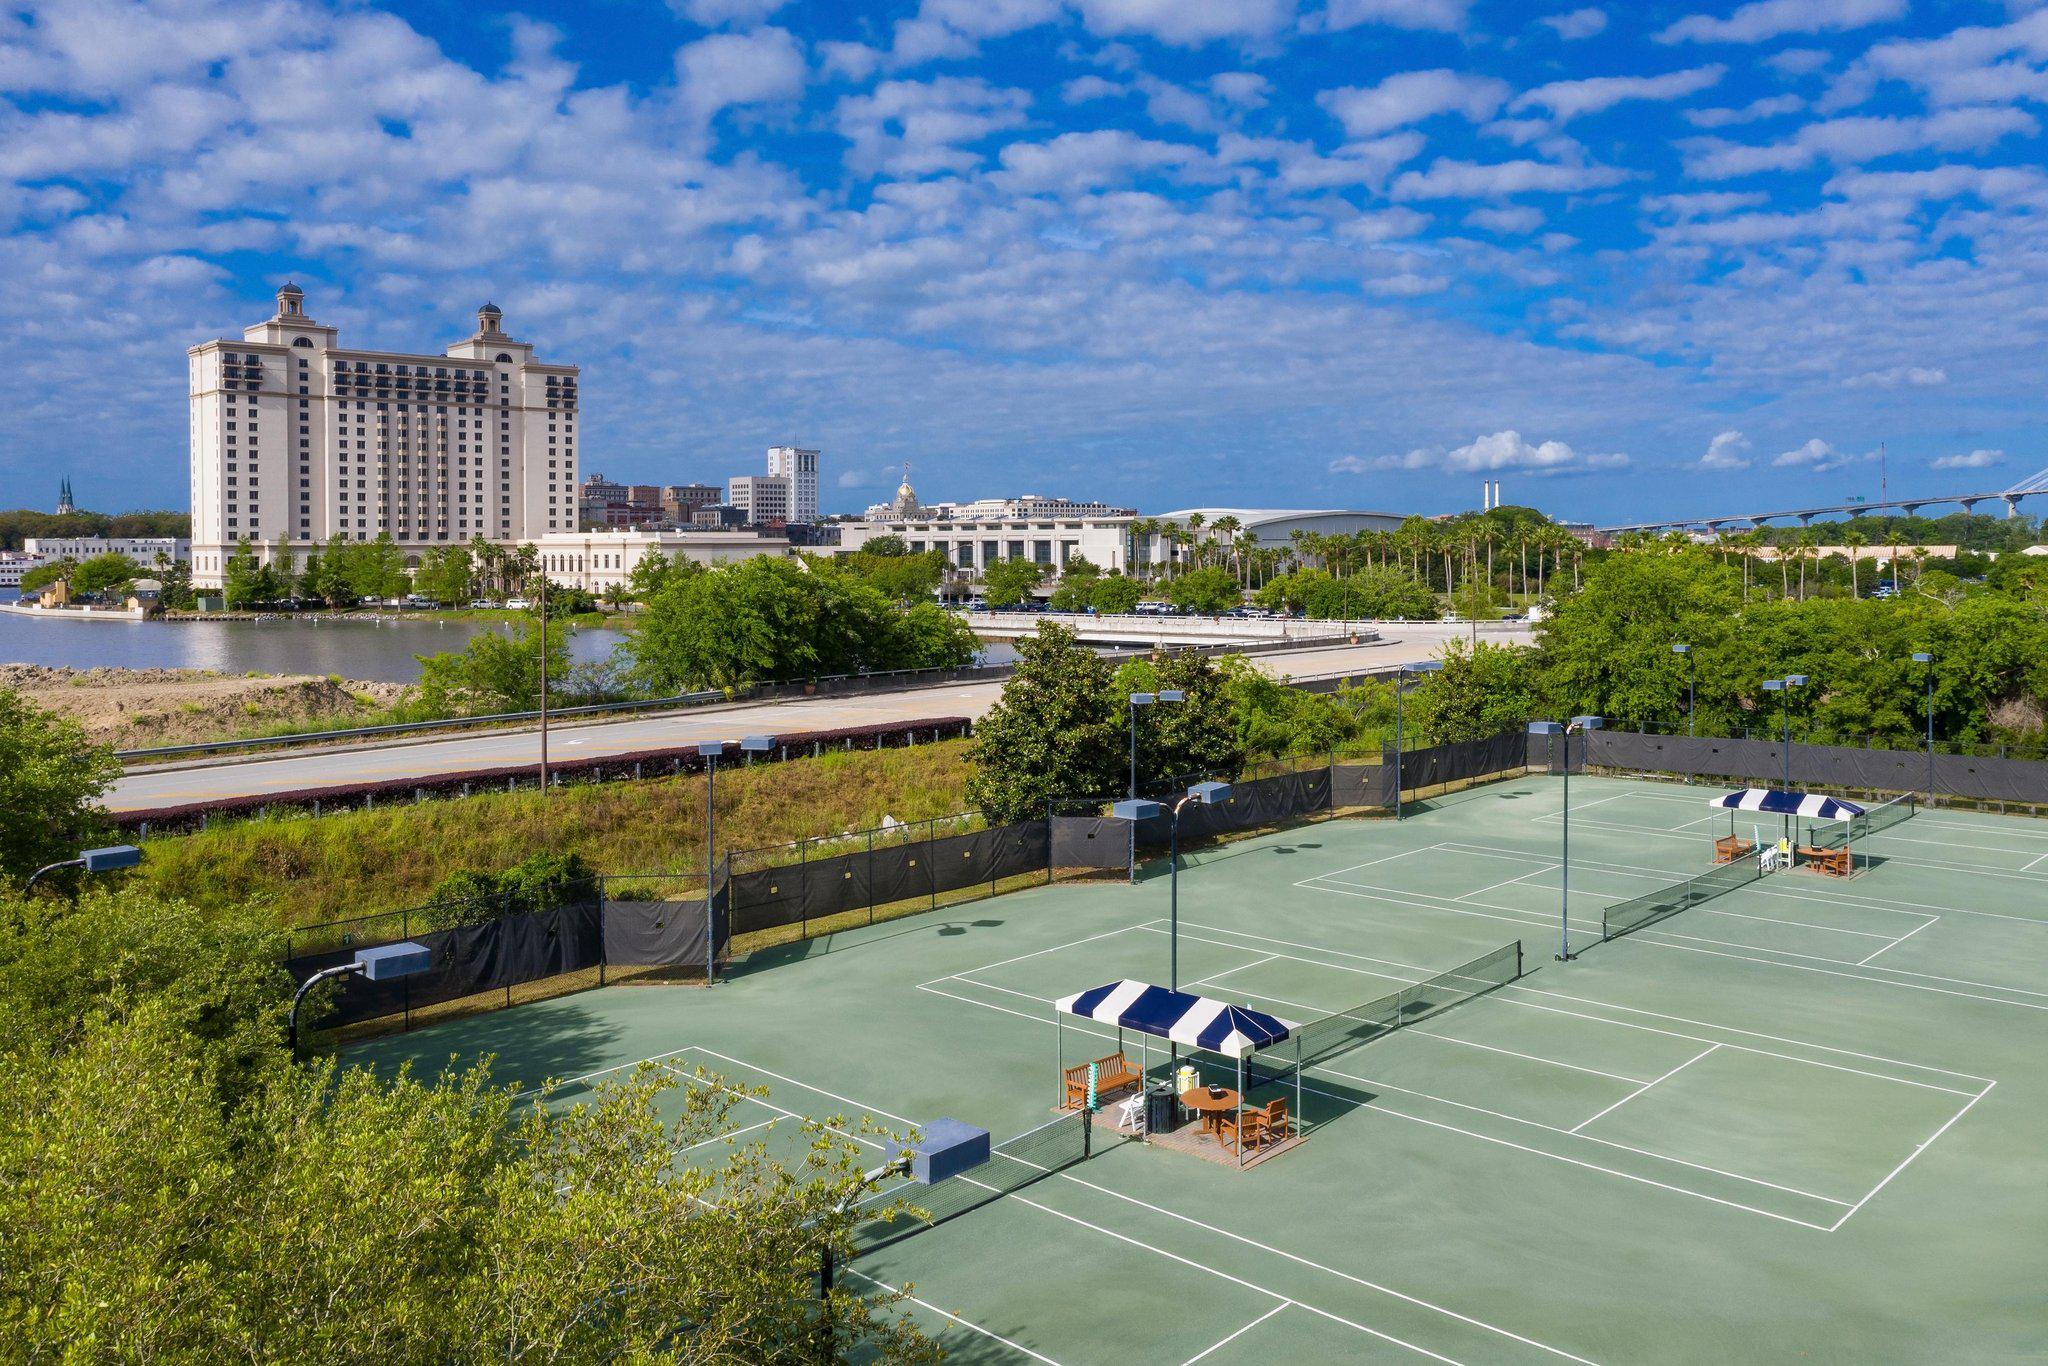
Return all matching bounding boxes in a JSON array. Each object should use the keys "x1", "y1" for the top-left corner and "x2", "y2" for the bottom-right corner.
[
  {"x1": 1237, "y1": 1053, "x2": 1246, "y2": 1168},
  {"x1": 1295, "y1": 1033, "x2": 1303, "y2": 1137},
  {"x1": 1055, "y1": 1011, "x2": 1064, "y2": 1110}
]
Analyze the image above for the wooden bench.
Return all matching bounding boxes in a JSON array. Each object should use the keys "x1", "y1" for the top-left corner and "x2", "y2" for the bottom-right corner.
[
  {"x1": 1798, "y1": 845, "x2": 1852, "y2": 878},
  {"x1": 1714, "y1": 835, "x2": 1756, "y2": 864},
  {"x1": 1063, "y1": 1051, "x2": 1142, "y2": 1108}
]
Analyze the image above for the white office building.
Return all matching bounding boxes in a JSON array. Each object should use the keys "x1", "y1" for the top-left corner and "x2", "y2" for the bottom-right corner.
[
  {"x1": 22, "y1": 536, "x2": 189, "y2": 564},
  {"x1": 529, "y1": 529, "x2": 794, "y2": 593},
  {"x1": 766, "y1": 446, "x2": 819, "y2": 523},
  {"x1": 187, "y1": 284, "x2": 579, "y2": 587},
  {"x1": 728, "y1": 474, "x2": 791, "y2": 525}
]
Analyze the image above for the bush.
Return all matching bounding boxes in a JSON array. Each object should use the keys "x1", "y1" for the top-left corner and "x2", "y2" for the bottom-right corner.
[{"x1": 422, "y1": 851, "x2": 597, "y2": 930}]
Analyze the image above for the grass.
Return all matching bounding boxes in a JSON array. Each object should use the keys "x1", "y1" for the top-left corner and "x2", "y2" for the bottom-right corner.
[{"x1": 133, "y1": 740, "x2": 977, "y2": 925}]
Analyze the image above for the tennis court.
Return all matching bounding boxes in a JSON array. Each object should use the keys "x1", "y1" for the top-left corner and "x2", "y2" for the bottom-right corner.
[{"x1": 351, "y1": 773, "x2": 2047, "y2": 1362}]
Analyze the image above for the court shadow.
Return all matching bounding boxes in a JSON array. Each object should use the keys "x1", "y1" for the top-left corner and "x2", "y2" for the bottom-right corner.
[
  {"x1": 728, "y1": 917, "x2": 1011, "y2": 977},
  {"x1": 340, "y1": 997, "x2": 627, "y2": 1094}
]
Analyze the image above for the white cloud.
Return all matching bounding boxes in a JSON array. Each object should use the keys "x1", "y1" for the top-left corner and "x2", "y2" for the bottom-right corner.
[
  {"x1": 1766, "y1": 47, "x2": 1832, "y2": 77},
  {"x1": 1845, "y1": 365, "x2": 1948, "y2": 388},
  {"x1": 676, "y1": 27, "x2": 805, "y2": 123},
  {"x1": 1540, "y1": 9, "x2": 1608, "y2": 41},
  {"x1": 1062, "y1": 74, "x2": 1125, "y2": 103},
  {"x1": 834, "y1": 77, "x2": 1031, "y2": 177},
  {"x1": 1685, "y1": 94, "x2": 1803, "y2": 128},
  {"x1": 1658, "y1": 0, "x2": 1907, "y2": 45},
  {"x1": 1932, "y1": 448, "x2": 2005, "y2": 470},
  {"x1": 1511, "y1": 66, "x2": 1726, "y2": 122},
  {"x1": 1933, "y1": 450, "x2": 1998, "y2": 473},
  {"x1": 1465, "y1": 204, "x2": 1544, "y2": 234},
  {"x1": 994, "y1": 130, "x2": 1206, "y2": 193},
  {"x1": 1391, "y1": 157, "x2": 1628, "y2": 199},
  {"x1": 1700, "y1": 429, "x2": 1752, "y2": 469},
  {"x1": 1321, "y1": 0, "x2": 1474, "y2": 32},
  {"x1": 1771, "y1": 437, "x2": 1850, "y2": 470},
  {"x1": 672, "y1": 0, "x2": 790, "y2": 26},
  {"x1": 890, "y1": 0, "x2": 1062, "y2": 66},
  {"x1": 1685, "y1": 106, "x2": 2038, "y2": 178},
  {"x1": 1319, "y1": 69, "x2": 1509, "y2": 137},
  {"x1": 1069, "y1": 0, "x2": 1296, "y2": 45},
  {"x1": 1336, "y1": 429, "x2": 1628, "y2": 473},
  {"x1": 1210, "y1": 72, "x2": 1271, "y2": 108}
]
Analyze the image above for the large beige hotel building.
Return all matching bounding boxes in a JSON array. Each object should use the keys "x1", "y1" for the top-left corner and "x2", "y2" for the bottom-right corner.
[{"x1": 187, "y1": 284, "x2": 578, "y2": 586}]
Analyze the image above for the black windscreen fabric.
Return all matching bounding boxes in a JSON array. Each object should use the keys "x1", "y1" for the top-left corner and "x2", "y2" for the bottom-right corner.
[
  {"x1": 284, "y1": 900, "x2": 602, "y2": 1029},
  {"x1": 1584, "y1": 730, "x2": 2048, "y2": 805},
  {"x1": 1134, "y1": 769, "x2": 1331, "y2": 849},
  {"x1": 603, "y1": 899, "x2": 711, "y2": 971},
  {"x1": 1391, "y1": 731, "x2": 1530, "y2": 792},
  {"x1": 1052, "y1": 816, "x2": 1129, "y2": 870},
  {"x1": 801, "y1": 845, "x2": 871, "y2": 924},
  {"x1": 868, "y1": 833, "x2": 937, "y2": 910},
  {"x1": 1332, "y1": 762, "x2": 1394, "y2": 808}
]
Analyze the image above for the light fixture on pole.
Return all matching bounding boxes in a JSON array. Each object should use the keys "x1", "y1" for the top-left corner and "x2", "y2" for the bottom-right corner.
[
  {"x1": 1912, "y1": 652, "x2": 1934, "y2": 801},
  {"x1": 699, "y1": 736, "x2": 774, "y2": 893},
  {"x1": 1393, "y1": 660, "x2": 1443, "y2": 820},
  {"x1": 1115, "y1": 779, "x2": 1231, "y2": 1068},
  {"x1": 1761, "y1": 676, "x2": 1807, "y2": 840},
  {"x1": 290, "y1": 941, "x2": 431, "y2": 1059},
  {"x1": 1126, "y1": 689, "x2": 1185, "y2": 799},
  {"x1": 23, "y1": 843, "x2": 142, "y2": 894},
  {"x1": 1527, "y1": 716, "x2": 1603, "y2": 961}
]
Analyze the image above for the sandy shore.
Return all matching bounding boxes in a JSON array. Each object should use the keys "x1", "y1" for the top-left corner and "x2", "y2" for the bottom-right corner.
[{"x1": 1, "y1": 664, "x2": 410, "y2": 750}]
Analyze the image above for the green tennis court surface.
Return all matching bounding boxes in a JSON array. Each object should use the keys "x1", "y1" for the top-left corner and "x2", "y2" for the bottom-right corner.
[{"x1": 352, "y1": 774, "x2": 2048, "y2": 1362}]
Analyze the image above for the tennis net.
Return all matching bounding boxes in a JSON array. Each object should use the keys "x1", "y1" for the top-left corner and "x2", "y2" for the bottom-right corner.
[
  {"x1": 1255, "y1": 941, "x2": 1523, "y2": 1081},
  {"x1": 1601, "y1": 852, "x2": 1764, "y2": 941},
  {"x1": 848, "y1": 1109, "x2": 1094, "y2": 1257},
  {"x1": 1811, "y1": 793, "x2": 1918, "y2": 851}
]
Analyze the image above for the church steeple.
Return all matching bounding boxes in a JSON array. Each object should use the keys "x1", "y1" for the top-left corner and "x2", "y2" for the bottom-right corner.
[{"x1": 56, "y1": 477, "x2": 74, "y2": 514}]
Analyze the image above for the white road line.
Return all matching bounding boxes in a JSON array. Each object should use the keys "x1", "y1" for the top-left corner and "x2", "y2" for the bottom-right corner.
[
  {"x1": 1827, "y1": 1083, "x2": 1996, "y2": 1232},
  {"x1": 1178, "y1": 916, "x2": 1993, "y2": 1083},
  {"x1": 1183, "y1": 1303, "x2": 1290, "y2": 1365},
  {"x1": 1857, "y1": 916, "x2": 1940, "y2": 967},
  {"x1": 1569, "y1": 1046, "x2": 1719, "y2": 1134},
  {"x1": 841, "y1": 1266, "x2": 1062, "y2": 1364}
]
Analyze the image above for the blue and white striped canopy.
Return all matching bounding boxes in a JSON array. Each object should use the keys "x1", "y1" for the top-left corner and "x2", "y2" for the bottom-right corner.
[
  {"x1": 1054, "y1": 980, "x2": 1295, "y2": 1058},
  {"x1": 1708, "y1": 788, "x2": 1865, "y2": 821}
]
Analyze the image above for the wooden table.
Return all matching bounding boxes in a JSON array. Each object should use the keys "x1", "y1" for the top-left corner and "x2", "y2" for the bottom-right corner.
[
  {"x1": 1798, "y1": 845, "x2": 1852, "y2": 877},
  {"x1": 1179, "y1": 1088, "x2": 1241, "y2": 1142}
]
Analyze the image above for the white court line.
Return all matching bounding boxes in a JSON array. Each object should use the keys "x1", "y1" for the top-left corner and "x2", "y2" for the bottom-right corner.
[
  {"x1": 1858, "y1": 916, "x2": 1939, "y2": 966},
  {"x1": 1312, "y1": 1060, "x2": 1854, "y2": 1211},
  {"x1": 1569, "y1": 1046, "x2": 1719, "y2": 1134},
  {"x1": 1598, "y1": 932, "x2": 2048, "y2": 1016},
  {"x1": 1184, "y1": 1303, "x2": 1290, "y2": 1365},
  {"x1": 1307, "y1": 842, "x2": 1449, "y2": 881},
  {"x1": 1402, "y1": 1027, "x2": 1653, "y2": 1085},
  {"x1": 1456, "y1": 865, "x2": 1555, "y2": 904},
  {"x1": 2024, "y1": 851, "x2": 2048, "y2": 871},
  {"x1": 931, "y1": 955, "x2": 1846, "y2": 1231},
  {"x1": 1189, "y1": 953, "x2": 1281, "y2": 988},
  {"x1": 921, "y1": 922, "x2": 1148, "y2": 988},
  {"x1": 841, "y1": 1266, "x2": 1061, "y2": 1365},
  {"x1": 1176, "y1": 919, "x2": 1993, "y2": 1085},
  {"x1": 680, "y1": 1116, "x2": 779, "y2": 1153},
  {"x1": 1827, "y1": 1083, "x2": 1998, "y2": 1232},
  {"x1": 686, "y1": 1046, "x2": 922, "y2": 1126}
]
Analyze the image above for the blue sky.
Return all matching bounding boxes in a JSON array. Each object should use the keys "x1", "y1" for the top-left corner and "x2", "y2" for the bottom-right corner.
[{"x1": 4, "y1": 0, "x2": 2047, "y2": 522}]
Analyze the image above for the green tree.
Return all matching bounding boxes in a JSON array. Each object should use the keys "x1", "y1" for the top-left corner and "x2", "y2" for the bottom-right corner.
[
  {"x1": 981, "y1": 558, "x2": 1045, "y2": 608},
  {"x1": 1090, "y1": 574, "x2": 1143, "y2": 614},
  {"x1": 1165, "y1": 565, "x2": 1240, "y2": 614},
  {"x1": 414, "y1": 545, "x2": 475, "y2": 607},
  {"x1": 0, "y1": 691, "x2": 122, "y2": 885},
  {"x1": 1406, "y1": 640, "x2": 1540, "y2": 743},
  {"x1": 1114, "y1": 653, "x2": 1245, "y2": 788},
  {"x1": 836, "y1": 548, "x2": 950, "y2": 602},
  {"x1": 415, "y1": 617, "x2": 571, "y2": 714},
  {"x1": 221, "y1": 539, "x2": 278, "y2": 608},
  {"x1": 966, "y1": 623, "x2": 1124, "y2": 821},
  {"x1": 17, "y1": 558, "x2": 74, "y2": 594},
  {"x1": 623, "y1": 551, "x2": 700, "y2": 603},
  {"x1": 346, "y1": 534, "x2": 409, "y2": 602},
  {"x1": 69, "y1": 552, "x2": 143, "y2": 599}
]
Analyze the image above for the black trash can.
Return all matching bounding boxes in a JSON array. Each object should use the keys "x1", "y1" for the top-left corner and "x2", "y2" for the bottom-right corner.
[{"x1": 1144, "y1": 1085, "x2": 1180, "y2": 1136}]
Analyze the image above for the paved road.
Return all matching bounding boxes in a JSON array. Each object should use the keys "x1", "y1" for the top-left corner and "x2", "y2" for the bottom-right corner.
[{"x1": 109, "y1": 625, "x2": 1530, "y2": 811}]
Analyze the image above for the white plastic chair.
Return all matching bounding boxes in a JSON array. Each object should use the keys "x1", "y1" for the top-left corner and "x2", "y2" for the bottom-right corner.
[{"x1": 1116, "y1": 1094, "x2": 1146, "y2": 1134}]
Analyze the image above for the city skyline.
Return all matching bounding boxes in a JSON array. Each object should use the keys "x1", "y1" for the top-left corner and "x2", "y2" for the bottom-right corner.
[{"x1": 5, "y1": 1, "x2": 2048, "y2": 520}]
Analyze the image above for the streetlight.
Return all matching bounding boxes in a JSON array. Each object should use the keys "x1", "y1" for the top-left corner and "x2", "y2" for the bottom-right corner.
[
  {"x1": 24, "y1": 843, "x2": 142, "y2": 894},
  {"x1": 699, "y1": 736, "x2": 775, "y2": 889},
  {"x1": 1114, "y1": 780, "x2": 1232, "y2": 1068},
  {"x1": 1912, "y1": 652, "x2": 1934, "y2": 801},
  {"x1": 290, "y1": 941, "x2": 432, "y2": 1059},
  {"x1": 1127, "y1": 689, "x2": 1185, "y2": 799},
  {"x1": 1761, "y1": 675, "x2": 1808, "y2": 841},
  {"x1": 1393, "y1": 660, "x2": 1443, "y2": 820},
  {"x1": 1527, "y1": 717, "x2": 1603, "y2": 961},
  {"x1": 1672, "y1": 644, "x2": 1695, "y2": 738}
]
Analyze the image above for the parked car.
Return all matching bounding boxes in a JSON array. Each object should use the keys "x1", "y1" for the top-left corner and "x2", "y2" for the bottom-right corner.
[{"x1": 504, "y1": 596, "x2": 531, "y2": 609}]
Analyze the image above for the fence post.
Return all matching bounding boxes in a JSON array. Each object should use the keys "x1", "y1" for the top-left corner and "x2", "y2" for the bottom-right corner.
[
  {"x1": 867, "y1": 829, "x2": 876, "y2": 925},
  {"x1": 401, "y1": 904, "x2": 413, "y2": 1032},
  {"x1": 928, "y1": 819, "x2": 938, "y2": 912},
  {"x1": 799, "y1": 836, "x2": 809, "y2": 939},
  {"x1": 598, "y1": 876, "x2": 607, "y2": 988}
]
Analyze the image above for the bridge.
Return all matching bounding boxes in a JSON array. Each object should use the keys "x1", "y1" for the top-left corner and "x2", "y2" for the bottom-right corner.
[
  {"x1": 961, "y1": 610, "x2": 1377, "y2": 647},
  {"x1": 1598, "y1": 467, "x2": 2048, "y2": 536}
]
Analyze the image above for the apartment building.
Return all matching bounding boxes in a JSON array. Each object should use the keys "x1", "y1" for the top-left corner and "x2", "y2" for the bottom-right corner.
[
  {"x1": 187, "y1": 284, "x2": 579, "y2": 586},
  {"x1": 766, "y1": 446, "x2": 819, "y2": 522}
]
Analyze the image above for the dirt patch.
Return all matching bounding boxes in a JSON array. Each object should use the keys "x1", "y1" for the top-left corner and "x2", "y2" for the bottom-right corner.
[{"x1": 0, "y1": 664, "x2": 410, "y2": 750}]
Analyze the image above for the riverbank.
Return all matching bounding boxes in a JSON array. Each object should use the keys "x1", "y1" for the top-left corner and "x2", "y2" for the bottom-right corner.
[{"x1": 1, "y1": 664, "x2": 409, "y2": 751}]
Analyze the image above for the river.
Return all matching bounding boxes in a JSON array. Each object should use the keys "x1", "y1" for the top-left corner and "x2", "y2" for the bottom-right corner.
[{"x1": 0, "y1": 590, "x2": 1019, "y2": 682}]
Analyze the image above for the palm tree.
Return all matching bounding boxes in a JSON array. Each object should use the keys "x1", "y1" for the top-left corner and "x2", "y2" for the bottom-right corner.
[{"x1": 1841, "y1": 528, "x2": 1868, "y2": 597}]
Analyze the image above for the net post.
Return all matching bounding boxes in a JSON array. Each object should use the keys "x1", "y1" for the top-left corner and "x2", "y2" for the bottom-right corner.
[{"x1": 1081, "y1": 1104, "x2": 1092, "y2": 1159}]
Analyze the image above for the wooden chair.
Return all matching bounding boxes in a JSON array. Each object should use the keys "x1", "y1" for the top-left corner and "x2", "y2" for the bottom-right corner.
[{"x1": 1240, "y1": 1098, "x2": 1293, "y2": 1149}]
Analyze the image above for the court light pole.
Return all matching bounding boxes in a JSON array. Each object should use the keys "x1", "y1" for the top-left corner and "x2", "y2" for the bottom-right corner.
[
  {"x1": 1672, "y1": 644, "x2": 1695, "y2": 737},
  {"x1": 24, "y1": 843, "x2": 142, "y2": 894},
  {"x1": 1127, "y1": 689, "x2": 1184, "y2": 799},
  {"x1": 1117, "y1": 781, "x2": 1231, "y2": 1070},
  {"x1": 1393, "y1": 660, "x2": 1443, "y2": 820},
  {"x1": 1912, "y1": 652, "x2": 1934, "y2": 801},
  {"x1": 1761, "y1": 676, "x2": 1807, "y2": 841},
  {"x1": 699, "y1": 736, "x2": 774, "y2": 891},
  {"x1": 289, "y1": 942, "x2": 430, "y2": 1060},
  {"x1": 1527, "y1": 717, "x2": 1602, "y2": 961}
]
